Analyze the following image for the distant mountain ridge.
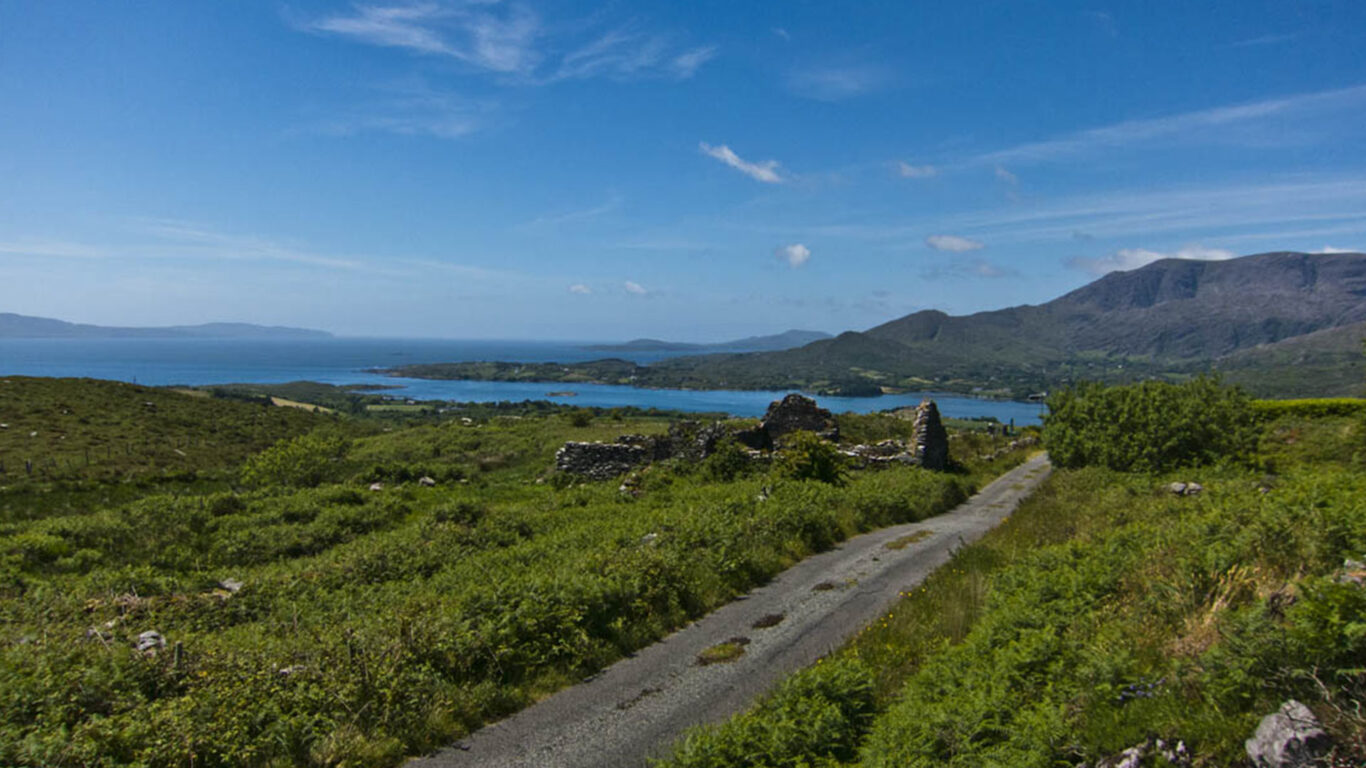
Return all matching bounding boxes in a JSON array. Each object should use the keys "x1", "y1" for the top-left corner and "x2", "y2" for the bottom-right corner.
[
  {"x1": 639, "y1": 251, "x2": 1366, "y2": 398},
  {"x1": 0, "y1": 313, "x2": 333, "y2": 339},
  {"x1": 586, "y1": 329, "x2": 831, "y2": 353}
]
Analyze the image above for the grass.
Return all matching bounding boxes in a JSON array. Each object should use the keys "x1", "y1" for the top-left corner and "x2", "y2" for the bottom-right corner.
[
  {"x1": 654, "y1": 412, "x2": 1366, "y2": 768},
  {"x1": 697, "y1": 638, "x2": 750, "y2": 666},
  {"x1": 0, "y1": 377, "x2": 1032, "y2": 768}
]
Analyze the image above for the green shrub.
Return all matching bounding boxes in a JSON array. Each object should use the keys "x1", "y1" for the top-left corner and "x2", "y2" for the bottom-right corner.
[
  {"x1": 776, "y1": 431, "x2": 846, "y2": 485},
  {"x1": 240, "y1": 432, "x2": 350, "y2": 488},
  {"x1": 700, "y1": 439, "x2": 753, "y2": 483},
  {"x1": 1043, "y1": 378, "x2": 1258, "y2": 472},
  {"x1": 660, "y1": 658, "x2": 877, "y2": 767}
]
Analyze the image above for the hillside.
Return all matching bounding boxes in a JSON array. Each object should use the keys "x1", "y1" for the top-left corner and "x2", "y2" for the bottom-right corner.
[
  {"x1": 0, "y1": 376, "x2": 1026, "y2": 767},
  {"x1": 0, "y1": 312, "x2": 332, "y2": 339},
  {"x1": 654, "y1": 251, "x2": 1366, "y2": 397}
]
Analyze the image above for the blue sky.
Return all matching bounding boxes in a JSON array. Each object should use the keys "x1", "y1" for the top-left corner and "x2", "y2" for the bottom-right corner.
[{"x1": 1, "y1": 1, "x2": 1364, "y2": 340}]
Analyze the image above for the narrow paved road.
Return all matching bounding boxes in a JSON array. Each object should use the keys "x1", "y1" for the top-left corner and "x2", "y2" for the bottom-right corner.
[{"x1": 411, "y1": 453, "x2": 1052, "y2": 768}]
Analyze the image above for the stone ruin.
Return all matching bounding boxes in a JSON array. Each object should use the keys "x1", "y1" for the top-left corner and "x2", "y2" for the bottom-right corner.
[
  {"x1": 760, "y1": 393, "x2": 839, "y2": 443},
  {"x1": 554, "y1": 441, "x2": 648, "y2": 481},
  {"x1": 910, "y1": 399, "x2": 949, "y2": 470},
  {"x1": 841, "y1": 399, "x2": 951, "y2": 471},
  {"x1": 556, "y1": 393, "x2": 952, "y2": 480}
]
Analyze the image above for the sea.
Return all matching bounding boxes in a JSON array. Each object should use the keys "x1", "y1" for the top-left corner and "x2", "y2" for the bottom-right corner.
[{"x1": 0, "y1": 337, "x2": 1045, "y2": 425}]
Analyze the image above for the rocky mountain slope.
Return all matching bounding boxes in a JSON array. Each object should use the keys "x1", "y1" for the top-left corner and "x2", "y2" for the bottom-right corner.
[{"x1": 648, "y1": 251, "x2": 1366, "y2": 397}]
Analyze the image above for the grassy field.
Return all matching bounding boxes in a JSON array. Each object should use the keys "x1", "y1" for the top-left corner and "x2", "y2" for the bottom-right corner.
[
  {"x1": 0, "y1": 377, "x2": 1030, "y2": 767},
  {"x1": 656, "y1": 398, "x2": 1366, "y2": 767}
]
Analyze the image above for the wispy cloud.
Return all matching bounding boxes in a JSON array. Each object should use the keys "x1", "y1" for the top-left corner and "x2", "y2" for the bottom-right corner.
[
  {"x1": 670, "y1": 46, "x2": 718, "y2": 79},
  {"x1": 974, "y1": 84, "x2": 1366, "y2": 167},
  {"x1": 1315, "y1": 245, "x2": 1361, "y2": 254},
  {"x1": 994, "y1": 165, "x2": 1019, "y2": 185},
  {"x1": 699, "y1": 142, "x2": 785, "y2": 183},
  {"x1": 624, "y1": 280, "x2": 648, "y2": 295},
  {"x1": 0, "y1": 239, "x2": 109, "y2": 259},
  {"x1": 786, "y1": 65, "x2": 888, "y2": 101},
  {"x1": 1227, "y1": 32, "x2": 1299, "y2": 48},
  {"x1": 307, "y1": 2, "x2": 541, "y2": 74},
  {"x1": 925, "y1": 234, "x2": 984, "y2": 253},
  {"x1": 1066, "y1": 244, "x2": 1235, "y2": 275},
  {"x1": 526, "y1": 195, "x2": 623, "y2": 227},
  {"x1": 897, "y1": 161, "x2": 937, "y2": 179},
  {"x1": 568, "y1": 283, "x2": 592, "y2": 294},
  {"x1": 775, "y1": 243, "x2": 811, "y2": 268},
  {"x1": 921, "y1": 258, "x2": 1016, "y2": 280},
  {"x1": 939, "y1": 177, "x2": 1366, "y2": 244},
  {"x1": 304, "y1": 3, "x2": 714, "y2": 84},
  {"x1": 310, "y1": 85, "x2": 492, "y2": 139}
]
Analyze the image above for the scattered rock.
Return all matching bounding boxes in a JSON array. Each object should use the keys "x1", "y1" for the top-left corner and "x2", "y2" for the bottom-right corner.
[
  {"x1": 1089, "y1": 738, "x2": 1190, "y2": 768},
  {"x1": 1245, "y1": 700, "x2": 1331, "y2": 768},
  {"x1": 418, "y1": 476, "x2": 437, "y2": 487},
  {"x1": 218, "y1": 578, "x2": 244, "y2": 594},
  {"x1": 640, "y1": 532, "x2": 659, "y2": 546},
  {"x1": 1169, "y1": 481, "x2": 1203, "y2": 496},
  {"x1": 368, "y1": 482, "x2": 384, "y2": 492},
  {"x1": 1336, "y1": 557, "x2": 1366, "y2": 586},
  {"x1": 136, "y1": 630, "x2": 166, "y2": 653},
  {"x1": 910, "y1": 399, "x2": 950, "y2": 471}
]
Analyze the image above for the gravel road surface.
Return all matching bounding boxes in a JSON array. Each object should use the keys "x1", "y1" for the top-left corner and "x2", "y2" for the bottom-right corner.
[{"x1": 410, "y1": 452, "x2": 1052, "y2": 768}]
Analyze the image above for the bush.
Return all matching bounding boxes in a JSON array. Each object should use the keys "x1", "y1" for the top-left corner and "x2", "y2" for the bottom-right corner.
[
  {"x1": 240, "y1": 432, "x2": 350, "y2": 488},
  {"x1": 776, "y1": 431, "x2": 846, "y2": 485},
  {"x1": 1043, "y1": 378, "x2": 1259, "y2": 472}
]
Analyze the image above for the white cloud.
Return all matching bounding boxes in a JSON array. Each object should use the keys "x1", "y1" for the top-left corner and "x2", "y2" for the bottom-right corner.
[
  {"x1": 786, "y1": 65, "x2": 888, "y2": 101},
  {"x1": 925, "y1": 234, "x2": 984, "y2": 253},
  {"x1": 308, "y1": 2, "x2": 541, "y2": 74},
  {"x1": 1315, "y1": 245, "x2": 1360, "y2": 254},
  {"x1": 699, "y1": 143, "x2": 784, "y2": 183},
  {"x1": 994, "y1": 165, "x2": 1019, "y2": 185},
  {"x1": 897, "y1": 162, "x2": 937, "y2": 179},
  {"x1": 670, "y1": 46, "x2": 717, "y2": 79},
  {"x1": 568, "y1": 283, "x2": 592, "y2": 294},
  {"x1": 976, "y1": 83, "x2": 1366, "y2": 167},
  {"x1": 305, "y1": 4, "x2": 714, "y2": 84},
  {"x1": 624, "y1": 280, "x2": 648, "y2": 295},
  {"x1": 775, "y1": 243, "x2": 811, "y2": 268},
  {"x1": 1067, "y1": 244, "x2": 1237, "y2": 275}
]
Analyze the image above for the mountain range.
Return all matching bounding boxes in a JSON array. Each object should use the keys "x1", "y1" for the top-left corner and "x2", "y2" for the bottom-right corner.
[
  {"x1": 0, "y1": 313, "x2": 332, "y2": 340},
  {"x1": 641, "y1": 251, "x2": 1366, "y2": 398}
]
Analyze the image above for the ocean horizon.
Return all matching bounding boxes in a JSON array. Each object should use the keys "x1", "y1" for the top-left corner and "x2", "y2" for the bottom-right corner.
[{"x1": 0, "y1": 337, "x2": 1046, "y2": 425}]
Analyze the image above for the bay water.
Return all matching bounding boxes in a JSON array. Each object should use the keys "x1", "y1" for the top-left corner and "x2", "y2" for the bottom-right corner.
[{"x1": 0, "y1": 337, "x2": 1044, "y2": 425}]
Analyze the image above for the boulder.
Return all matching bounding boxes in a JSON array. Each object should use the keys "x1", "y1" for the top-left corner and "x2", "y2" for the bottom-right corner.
[
  {"x1": 136, "y1": 630, "x2": 166, "y2": 653},
  {"x1": 761, "y1": 394, "x2": 838, "y2": 442},
  {"x1": 418, "y1": 476, "x2": 437, "y2": 487},
  {"x1": 555, "y1": 441, "x2": 647, "y2": 481},
  {"x1": 1245, "y1": 700, "x2": 1331, "y2": 767},
  {"x1": 910, "y1": 399, "x2": 950, "y2": 470}
]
